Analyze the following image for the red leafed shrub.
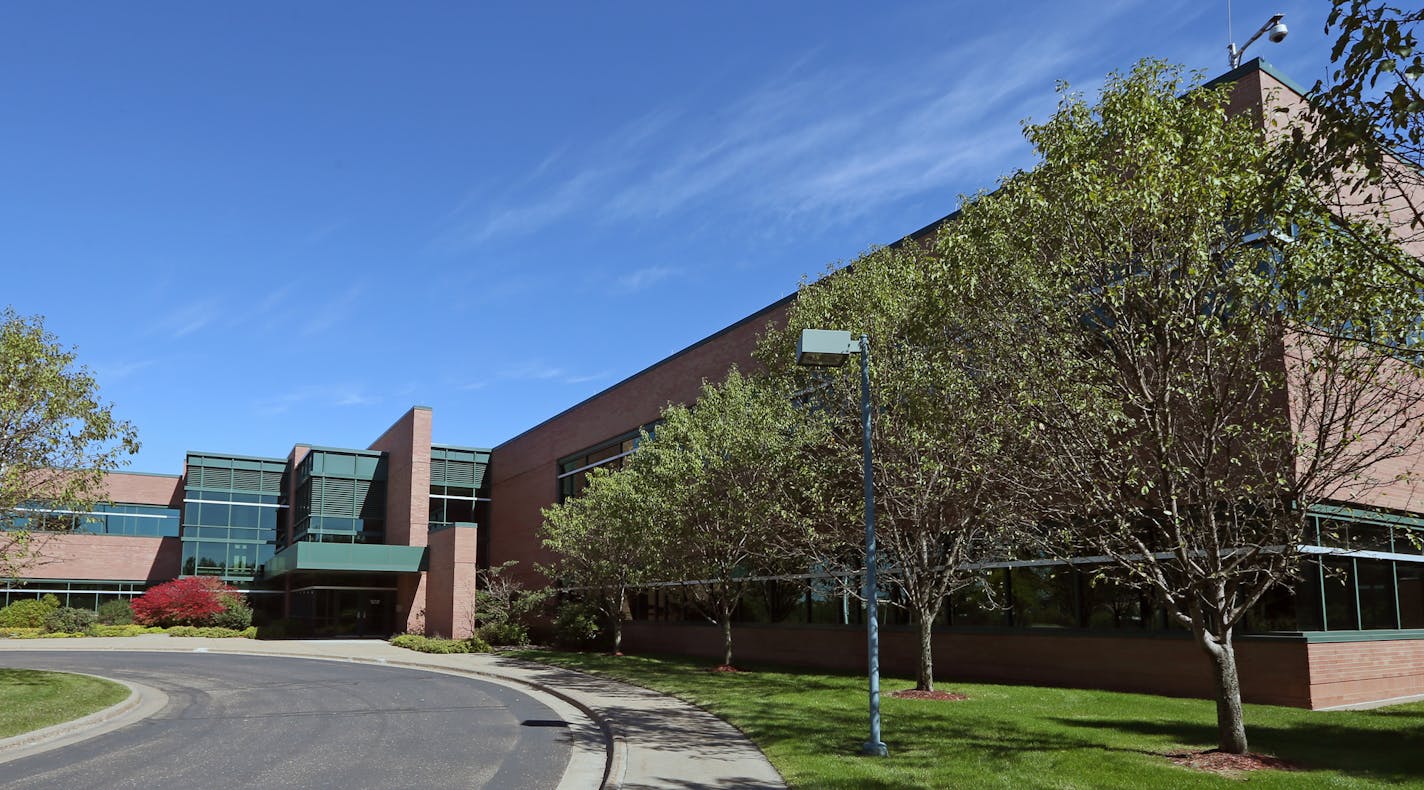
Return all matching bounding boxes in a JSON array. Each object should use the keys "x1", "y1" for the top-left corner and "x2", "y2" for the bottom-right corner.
[{"x1": 131, "y1": 577, "x2": 244, "y2": 627}]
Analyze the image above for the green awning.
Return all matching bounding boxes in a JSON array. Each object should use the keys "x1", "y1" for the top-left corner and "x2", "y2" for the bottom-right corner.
[{"x1": 265, "y1": 542, "x2": 427, "y2": 577}]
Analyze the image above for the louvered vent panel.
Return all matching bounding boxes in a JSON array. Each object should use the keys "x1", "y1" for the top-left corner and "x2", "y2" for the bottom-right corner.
[
  {"x1": 471, "y1": 462, "x2": 486, "y2": 490},
  {"x1": 429, "y1": 458, "x2": 446, "y2": 485},
  {"x1": 445, "y1": 460, "x2": 477, "y2": 487},
  {"x1": 232, "y1": 469, "x2": 262, "y2": 492},
  {"x1": 260, "y1": 470, "x2": 284, "y2": 494},
  {"x1": 319, "y1": 478, "x2": 357, "y2": 517},
  {"x1": 199, "y1": 467, "x2": 233, "y2": 490}
]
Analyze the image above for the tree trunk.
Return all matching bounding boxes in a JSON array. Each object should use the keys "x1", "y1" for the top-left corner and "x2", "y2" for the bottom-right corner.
[
  {"x1": 720, "y1": 600, "x2": 734, "y2": 668},
  {"x1": 1199, "y1": 631, "x2": 1249, "y2": 754},
  {"x1": 611, "y1": 587, "x2": 624, "y2": 655},
  {"x1": 916, "y1": 615, "x2": 935, "y2": 692}
]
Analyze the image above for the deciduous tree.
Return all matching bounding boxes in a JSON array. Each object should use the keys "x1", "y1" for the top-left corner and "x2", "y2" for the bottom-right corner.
[
  {"x1": 0, "y1": 309, "x2": 139, "y2": 578},
  {"x1": 631, "y1": 367, "x2": 832, "y2": 669},
  {"x1": 990, "y1": 62, "x2": 1424, "y2": 754},
  {"x1": 540, "y1": 462, "x2": 664, "y2": 654},
  {"x1": 758, "y1": 224, "x2": 1056, "y2": 693}
]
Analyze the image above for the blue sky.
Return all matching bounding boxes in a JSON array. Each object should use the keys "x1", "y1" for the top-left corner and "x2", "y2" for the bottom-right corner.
[{"x1": 1, "y1": 1, "x2": 1336, "y2": 471}]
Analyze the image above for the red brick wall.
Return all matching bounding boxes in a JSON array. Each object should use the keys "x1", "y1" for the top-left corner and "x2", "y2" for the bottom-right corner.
[
  {"x1": 21, "y1": 533, "x2": 181, "y2": 582},
  {"x1": 102, "y1": 472, "x2": 182, "y2": 508},
  {"x1": 1307, "y1": 640, "x2": 1424, "y2": 708},
  {"x1": 426, "y1": 525, "x2": 479, "y2": 638},
  {"x1": 489, "y1": 299, "x2": 791, "y2": 583},
  {"x1": 622, "y1": 623, "x2": 1314, "y2": 707},
  {"x1": 368, "y1": 406, "x2": 434, "y2": 632}
]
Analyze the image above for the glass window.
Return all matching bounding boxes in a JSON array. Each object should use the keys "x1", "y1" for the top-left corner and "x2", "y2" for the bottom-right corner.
[
  {"x1": 951, "y1": 570, "x2": 1008, "y2": 627},
  {"x1": 1322, "y1": 558, "x2": 1358, "y2": 630},
  {"x1": 229, "y1": 505, "x2": 260, "y2": 529},
  {"x1": 808, "y1": 577, "x2": 852, "y2": 625},
  {"x1": 1348, "y1": 523, "x2": 1393, "y2": 553},
  {"x1": 1012, "y1": 566, "x2": 1079, "y2": 628},
  {"x1": 1358, "y1": 559, "x2": 1398, "y2": 629},
  {"x1": 1397, "y1": 528, "x2": 1424, "y2": 555},
  {"x1": 198, "y1": 502, "x2": 230, "y2": 527},
  {"x1": 1398, "y1": 563, "x2": 1424, "y2": 628},
  {"x1": 1083, "y1": 573, "x2": 1147, "y2": 629}
]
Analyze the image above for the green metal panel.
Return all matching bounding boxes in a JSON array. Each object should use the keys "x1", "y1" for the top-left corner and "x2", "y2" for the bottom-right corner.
[
  {"x1": 265, "y1": 542, "x2": 427, "y2": 577},
  {"x1": 430, "y1": 445, "x2": 491, "y2": 489}
]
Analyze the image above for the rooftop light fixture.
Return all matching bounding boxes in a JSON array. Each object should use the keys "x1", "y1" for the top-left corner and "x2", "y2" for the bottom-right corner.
[{"x1": 1228, "y1": 12, "x2": 1288, "y2": 69}]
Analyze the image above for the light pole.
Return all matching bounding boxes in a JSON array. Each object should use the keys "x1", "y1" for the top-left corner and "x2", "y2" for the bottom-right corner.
[{"x1": 796, "y1": 328, "x2": 889, "y2": 758}]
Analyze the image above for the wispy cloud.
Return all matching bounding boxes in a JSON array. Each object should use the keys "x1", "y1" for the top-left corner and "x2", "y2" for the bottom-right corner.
[
  {"x1": 612, "y1": 265, "x2": 679, "y2": 293},
  {"x1": 93, "y1": 358, "x2": 159, "y2": 382},
  {"x1": 496, "y1": 360, "x2": 610, "y2": 386},
  {"x1": 255, "y1": 384, "x2": 382, "y2": 416},
  {"x1": 150, "y1": 301, "x2": 221, "y2": 339},
  {"x1": 434, "y1": 9, "x2": 1123, "y2": 249},
  {"x1": 300, "y1": 283, "x2": 365, "y2": 337}
]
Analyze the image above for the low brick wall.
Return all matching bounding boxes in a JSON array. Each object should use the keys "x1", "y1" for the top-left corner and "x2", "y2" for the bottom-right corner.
[
  {"x1": 1307, "y1": 638, "x2": 1424, "y2": 708},
  {"x1": 623, "y1": 622, "x2": 1314, "y2": 706}
]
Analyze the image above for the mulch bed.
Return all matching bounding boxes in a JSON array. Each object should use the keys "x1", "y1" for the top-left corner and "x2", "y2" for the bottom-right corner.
[
  {"x1": 1166, "y1": 749, "x2": 1301, "y2": 775},
  {"x1": 889, "y1": 689, "x2": 968, "y2": 701},
  {"x1": 710, "y1": 664, "x2": 741, "y2": 673}
]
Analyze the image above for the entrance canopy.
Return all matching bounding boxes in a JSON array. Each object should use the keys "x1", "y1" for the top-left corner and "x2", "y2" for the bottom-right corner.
[{"x1": 265, "y1": 542, "x2": 426, "y2": 577}]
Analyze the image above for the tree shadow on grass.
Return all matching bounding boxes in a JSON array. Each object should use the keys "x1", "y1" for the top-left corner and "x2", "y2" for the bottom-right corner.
[{"x1": 1053, "y1": 715, "x2": 1424, "y2": 782}]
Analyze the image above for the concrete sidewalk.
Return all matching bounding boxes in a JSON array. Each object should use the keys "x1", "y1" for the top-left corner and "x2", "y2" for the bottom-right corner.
[{"x1": 0, "y1": 636, "x2": 785, "y2": 790}]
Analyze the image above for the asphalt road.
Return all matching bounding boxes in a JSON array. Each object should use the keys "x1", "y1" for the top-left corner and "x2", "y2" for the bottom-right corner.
[{"x1": 0, "y1": 651, "x2": 572, "y2": 790}]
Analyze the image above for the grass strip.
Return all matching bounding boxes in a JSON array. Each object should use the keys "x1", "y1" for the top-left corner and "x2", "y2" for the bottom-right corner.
[
  {"x1": 0, "y1": 669, "x2": 130, "y2": 739},
  {"x1": 514, "y1": 650, "x2": 1424, "y2": 789}
]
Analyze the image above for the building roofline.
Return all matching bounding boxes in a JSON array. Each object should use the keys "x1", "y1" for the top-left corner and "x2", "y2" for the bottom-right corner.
[
  {"x1": 1203, "y1": 56, "x2": 1309, "y2": 97},
  {"x1": 299, "y1": 445, "x2": 387, "y2": 457},
  {"x1": 184, "y1": 450, "x2": 288, "y2": 464},
  {"x1": 494, "y1": 289, "x2": 798, "y2": 450},
  {"x1": 108, "y1": 470, "x2": 183, "y2": 479},
  {"x1": 431, "y1": 443, "x2": 494, "y2": 454}
]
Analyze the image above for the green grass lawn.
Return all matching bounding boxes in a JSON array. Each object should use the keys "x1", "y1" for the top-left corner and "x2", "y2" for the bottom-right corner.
[
  {"x1": 0, "y1": 669, "x2": 130, "y2": 739},
  {"x1": 514, "y1": 650, "x2": 1424, "y2": 789}
]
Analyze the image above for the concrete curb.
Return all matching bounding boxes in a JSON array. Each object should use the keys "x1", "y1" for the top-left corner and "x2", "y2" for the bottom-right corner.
[{"x1": 0, "y1": 673, "x2": 168, "y2": 765}]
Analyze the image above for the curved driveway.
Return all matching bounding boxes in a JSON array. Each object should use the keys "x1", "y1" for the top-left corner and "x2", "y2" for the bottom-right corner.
[{"x1": 0, "y1": 651, "x2": 571, "y2": 790}]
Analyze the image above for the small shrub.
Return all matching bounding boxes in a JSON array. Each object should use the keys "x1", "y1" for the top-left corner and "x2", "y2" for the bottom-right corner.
[
  {"x1": 89, "y1": 624, "x2": 165, "y2": 637},
  {"x1": 164, "y1": 625, "x2": 254, "y2": 638},
  {"x1": 390, "y1": 634, "x2": 489, "y2": 654},
  {"x1": 96, "y1": 599, "x2": 134, "y2": 625},
  {"x1": 0, "y1": 627, "x2": 43, "y2": 638},
  {"x1": 0, "y1": 594, "x2": 62, "y2": 628},
  {"x1": 476, "y1": 621, "x2": 528, "y2": 646},
  {"x1": 209, "y1": 601, "x2": 252, "y2": 630},
  {"x1": 552, "y1": 601, "x2": 603, "y2": 649},
  {"x1": 43, "y1": 607, "x2": 97, "y2": 634}
]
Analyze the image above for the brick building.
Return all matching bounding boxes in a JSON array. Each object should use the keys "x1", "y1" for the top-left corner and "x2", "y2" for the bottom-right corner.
[{"x1": 7, "y1": 59, "x2": 1424, "y2": 709}]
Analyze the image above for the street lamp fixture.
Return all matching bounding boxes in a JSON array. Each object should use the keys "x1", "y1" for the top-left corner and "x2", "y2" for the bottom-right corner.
[{"x1": 796, "y1": 328, "x2": 889, "y2": 758}]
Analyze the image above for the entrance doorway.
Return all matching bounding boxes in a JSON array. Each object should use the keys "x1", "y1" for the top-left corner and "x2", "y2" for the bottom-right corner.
[{"x1": 296, "y1": 587, "x2": 396, "y2": 637}]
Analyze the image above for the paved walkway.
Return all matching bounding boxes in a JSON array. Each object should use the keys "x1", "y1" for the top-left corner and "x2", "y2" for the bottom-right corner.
[{"x1": 0, "y1": 637, "x2": 785, "y2": 790}]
